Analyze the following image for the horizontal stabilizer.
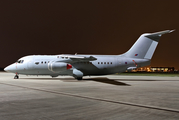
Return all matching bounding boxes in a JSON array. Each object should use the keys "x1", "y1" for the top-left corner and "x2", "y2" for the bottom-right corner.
[{"x1": 145, "y1": 30, "x2": 175, "y2": 42}]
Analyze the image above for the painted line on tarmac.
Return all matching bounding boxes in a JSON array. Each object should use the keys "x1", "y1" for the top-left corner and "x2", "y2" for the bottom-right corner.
[{"x1": 1, "y1": 82, "x2": 179, "y2": 113}]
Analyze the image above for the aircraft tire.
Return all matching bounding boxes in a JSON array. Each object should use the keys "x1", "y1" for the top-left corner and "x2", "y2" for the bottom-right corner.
[
  {"x1": 76, "y1": 77, "x2": 83, "y2": 80},
  {"x1": 14, "y1": 75, "x2": 19, "y2": 79}
]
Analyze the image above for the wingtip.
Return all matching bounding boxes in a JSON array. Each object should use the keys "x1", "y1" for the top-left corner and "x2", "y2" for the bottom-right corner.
[{"x1": 169, "y1": 29, "x2": 175, "y2": 33}]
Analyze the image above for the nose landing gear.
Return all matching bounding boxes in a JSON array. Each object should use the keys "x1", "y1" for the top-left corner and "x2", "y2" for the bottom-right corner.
[{"x1": 14, "y1": 74, "x2": 19, "y2": 79}]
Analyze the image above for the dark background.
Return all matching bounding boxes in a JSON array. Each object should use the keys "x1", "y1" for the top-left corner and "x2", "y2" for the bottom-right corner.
[{"x1": 0, "y1": 0, "x2": 179, "y2": 69}]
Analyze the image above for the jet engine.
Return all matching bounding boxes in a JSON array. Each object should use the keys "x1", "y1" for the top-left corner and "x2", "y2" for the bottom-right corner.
[{"x1": 48, "y1": 62, "x2": 72, "y2": 72}]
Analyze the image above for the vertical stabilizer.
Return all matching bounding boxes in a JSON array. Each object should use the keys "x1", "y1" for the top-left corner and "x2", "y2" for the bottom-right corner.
[{"x1": 123, "y1": 30, "x2": 174, "y2": 59}]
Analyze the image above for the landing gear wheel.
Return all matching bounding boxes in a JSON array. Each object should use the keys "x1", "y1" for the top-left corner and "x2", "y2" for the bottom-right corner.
[
  {"x1": 76, "y1": 77, "x2": 83, "y2": 80},
  {"x1": 14, "y1": 75, "x2": 19, "y2": 79}
]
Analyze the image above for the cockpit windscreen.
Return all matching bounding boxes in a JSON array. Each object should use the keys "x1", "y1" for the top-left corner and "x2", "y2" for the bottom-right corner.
[{"x1": 17, "y1": 60, "x2": 24, "y2": 64}]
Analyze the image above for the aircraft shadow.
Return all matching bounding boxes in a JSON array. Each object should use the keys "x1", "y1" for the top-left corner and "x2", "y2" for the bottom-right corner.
[
  {"x1": 115, "y1": 79, "x2": 179, "y2": 81},
  {"x1": 83, "y1": 77, "x2": 131, "y2": 86}
]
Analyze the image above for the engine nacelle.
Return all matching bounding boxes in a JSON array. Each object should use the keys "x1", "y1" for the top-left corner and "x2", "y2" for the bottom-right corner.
[{"x1": 48, "y1": 62, "x2": 72, "y2": 72}]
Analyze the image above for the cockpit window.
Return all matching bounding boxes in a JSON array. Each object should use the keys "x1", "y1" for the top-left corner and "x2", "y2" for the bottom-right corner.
[
  {"x1": 17, "y1": 60, "x2": 24, "y2": 64},
  {"x1": 21, "y1": 60, "x2": 24, "y2": 63}
]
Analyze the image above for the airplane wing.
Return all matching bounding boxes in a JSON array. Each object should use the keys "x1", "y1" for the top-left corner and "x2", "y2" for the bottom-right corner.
[{"x1": 57, "y1": 55, "x2": 97, "y2": 63}]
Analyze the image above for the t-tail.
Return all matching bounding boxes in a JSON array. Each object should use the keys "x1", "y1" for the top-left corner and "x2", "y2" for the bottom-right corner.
[{"x1": 123, "y1": 30, "x2": 174, "y2": 59}]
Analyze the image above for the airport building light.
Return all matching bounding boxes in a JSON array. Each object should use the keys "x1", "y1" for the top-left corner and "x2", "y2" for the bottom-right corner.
[{"x1": 127, "y1": 66, "x2": 177, "y2": 73}]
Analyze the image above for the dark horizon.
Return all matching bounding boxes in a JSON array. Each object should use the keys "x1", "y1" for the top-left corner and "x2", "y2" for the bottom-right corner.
[{"x1": 1, "y1": 1, "x2": 179, "y2": 68}]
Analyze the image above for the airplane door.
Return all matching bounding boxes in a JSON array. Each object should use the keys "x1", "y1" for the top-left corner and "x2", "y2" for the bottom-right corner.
[
  {"x1": 27, "y1": 60, "x2": 34, "y2": 69},
  {"x1": 27, "y1": 57, "x2": 35, "y2": 69}
]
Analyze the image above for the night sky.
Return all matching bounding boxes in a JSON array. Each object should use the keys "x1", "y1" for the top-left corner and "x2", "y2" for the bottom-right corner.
[{"x1": 1, "y1": 1, "x2": 179, "y2": 69}]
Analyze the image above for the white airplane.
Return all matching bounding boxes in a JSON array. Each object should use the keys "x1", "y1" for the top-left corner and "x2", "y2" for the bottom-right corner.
[{"x1": 4, "y1": 30, "x2": 174, "y2": 80}]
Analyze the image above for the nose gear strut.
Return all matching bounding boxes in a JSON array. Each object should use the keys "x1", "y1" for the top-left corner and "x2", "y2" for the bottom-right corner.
[{"x1": 14, "y1": 73, "x2": 19, "y2": 79}]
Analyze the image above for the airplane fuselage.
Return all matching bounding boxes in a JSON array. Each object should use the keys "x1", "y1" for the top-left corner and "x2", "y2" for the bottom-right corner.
[{"x1": 5, "y1": 54, "x2": 150, "y2": 78}]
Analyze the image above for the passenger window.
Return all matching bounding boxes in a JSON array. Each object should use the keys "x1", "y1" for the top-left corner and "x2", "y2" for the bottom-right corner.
[
  {"x1": 104, "y1": 62, "x2": 106, "y2": 64},
  {"x1": 45, "y1": 61, "x2": 46, "y2": 64},
  {"x1": 111, "y1": 62, "x2": 112, "y2": 64},
  {"x1": 107, "y1": 62, "x2": 109, "y2": 64},
  {"x1": 101, "y1": 62, "x2": 103, "y2": 64},
  {"x1": 41, "y1": 62, "x2": 43, "y2": 64}
]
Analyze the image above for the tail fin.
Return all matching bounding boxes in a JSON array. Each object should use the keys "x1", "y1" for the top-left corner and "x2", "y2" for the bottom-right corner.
[{"x1": 122, "y1": 30, "x2": 174, "y2": 59}]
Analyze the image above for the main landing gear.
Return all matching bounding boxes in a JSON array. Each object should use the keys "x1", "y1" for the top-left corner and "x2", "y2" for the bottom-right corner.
[
  {"x1": 14, "y1": 74, "x2": 19, "y2": 79},
  {"x1": 76, "y1": 77, "x2": 83, "y2": 80}
]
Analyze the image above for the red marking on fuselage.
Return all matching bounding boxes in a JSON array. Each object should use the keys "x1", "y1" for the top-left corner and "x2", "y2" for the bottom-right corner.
[
  {"x1": 67, "y1": 64, "x2": 72, "y2": 69},
  {"x1": 132, "y1": 60, "x2": 137, "y2": 67}
]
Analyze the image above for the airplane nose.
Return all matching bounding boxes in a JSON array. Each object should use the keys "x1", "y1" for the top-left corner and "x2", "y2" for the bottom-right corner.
[
  {"x1": 4, "y1": 67, "x2": 8, "y2": 71},
  {"x1": 4, "y1": 64, "x2": 16, "y2": 73}
]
